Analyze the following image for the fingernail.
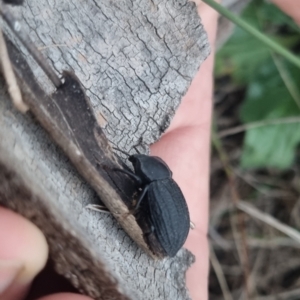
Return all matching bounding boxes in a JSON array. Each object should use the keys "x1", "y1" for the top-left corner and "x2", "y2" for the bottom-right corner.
[{"x1": 0, "y1": 260, "x2": 23, "y2": 294}]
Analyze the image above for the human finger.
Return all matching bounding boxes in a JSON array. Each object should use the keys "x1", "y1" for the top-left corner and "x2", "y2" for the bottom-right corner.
[
  {"x1": 37, "y1": 292, "x2": 93, "y2": 300},
  {"x1": 0, "y1": 206, "x2": 48, "y2": 300},
  {"x1": 271, "y1": 0, "x2": 300, "y2": 24},
  {"x1": 150, "y1": 1, "x2": 219, "y2": 299}
]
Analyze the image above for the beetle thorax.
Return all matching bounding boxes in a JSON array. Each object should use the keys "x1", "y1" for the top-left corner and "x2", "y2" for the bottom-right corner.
[{"x1": 129, "y1": 154, "x2": 172, "y2": 183}]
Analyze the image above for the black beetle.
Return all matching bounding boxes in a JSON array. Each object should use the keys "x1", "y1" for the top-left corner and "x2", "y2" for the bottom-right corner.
[{"x1": 114, "y1": 153, "x2": 190, "y2": 257}]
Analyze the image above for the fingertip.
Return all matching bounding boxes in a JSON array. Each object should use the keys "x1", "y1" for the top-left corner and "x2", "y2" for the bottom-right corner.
[
  {"x1": 0, "y1": 206, "x2": 49, "y2": 300},
  {"x1": 38, "y1": 293, "x2": 94, "y2": 300}
]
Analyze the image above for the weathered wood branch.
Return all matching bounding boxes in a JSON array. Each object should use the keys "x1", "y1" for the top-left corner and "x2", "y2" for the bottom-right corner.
[{"x1": 0, "y1": 0, "x2": 209, "y2": 299}]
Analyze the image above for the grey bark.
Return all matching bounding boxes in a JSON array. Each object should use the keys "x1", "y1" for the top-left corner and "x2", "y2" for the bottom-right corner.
[
  {"x1": 14, "y1": 0, "x2": 209, "y2": 152},
  {"x1": 0, "y1": 0, "x2": 209, "y2": 299}
]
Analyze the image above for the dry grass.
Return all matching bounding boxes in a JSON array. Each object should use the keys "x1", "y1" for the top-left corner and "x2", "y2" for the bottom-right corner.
[{"x1": 209, "y1": 80, "x2": 300, "y2": 299}]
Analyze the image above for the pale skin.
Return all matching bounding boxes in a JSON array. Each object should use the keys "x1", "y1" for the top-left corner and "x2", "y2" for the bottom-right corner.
[{"x1": 0, "y1": 1, "x2": 299, "y2": 299}]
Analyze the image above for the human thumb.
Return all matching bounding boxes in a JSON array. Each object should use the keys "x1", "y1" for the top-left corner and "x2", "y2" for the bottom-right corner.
[{"x1": 0, "y1": 206, "x2": 48, "y2": 300}]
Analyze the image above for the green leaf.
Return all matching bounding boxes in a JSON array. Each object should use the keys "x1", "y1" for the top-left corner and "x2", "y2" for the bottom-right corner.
[
  {"x1": 215, "y1": 0, "x2": 300, "y2": 84},
  {"x1": 241, "y1": 124, "x2": 300, "y2": 169},
  {"x1": 258, "y1": 2, "x2": 300, "y2": 34},
  {"x1": 240, "y1": 60, "x2": 300, "y2": 169},
  {"x1": 214, "y1": 0, "x2": 300, "y2": 169},
  {"x1": 240, "y1": 59, "x2": 300, "y2": 122},
  {"x1": 215, "y1": 34, "x2": 271, "y2": 84}
]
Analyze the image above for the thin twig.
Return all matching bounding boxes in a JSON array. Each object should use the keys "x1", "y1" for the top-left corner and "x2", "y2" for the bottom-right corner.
[
  {"x1": 272, "y1": 54, "x2": 300, "y2": 110},
  {"x1": 248, "y1": 248, "x2": 267, "y2": 297},
  {"x1": 211, "y1": 237, "x2": 300, "y2": 249},
  {"x1": 212, "y1": 124, "x2": 250, "y2": 298},
  {"x1": 0, "y1": 2, "x2": 62, "y2": 88},
  {"x1": 209, "y1": 226, "x2": 232, "y2": 250},
  {"x1": 218, "y1": 117, "x2": 300, "y2": 138},
  {"x1": 0, "y1": 28, "x2": 28, "y2": 112},
  {"x1": 234, "y1": 170, "x2": 294, "y2": 199},
  {"x1": 252, "y1": 288, "x2": 300, "y2": 300},
  {"x1": 210, "y1": 245, "x2": 234, "y2": 300},
  {"x1": 237, "y1": 201, "x2": 300, "y2": 243}
]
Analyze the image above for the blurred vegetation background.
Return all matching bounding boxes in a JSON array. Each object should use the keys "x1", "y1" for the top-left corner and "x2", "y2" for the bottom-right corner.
[{"x1": 209, "y1": 0, "x2": 300, "y2": 299}]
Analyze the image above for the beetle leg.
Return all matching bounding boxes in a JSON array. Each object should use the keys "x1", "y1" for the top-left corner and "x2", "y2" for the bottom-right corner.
[
  {"x1": 85, "y1": 204, "x2": 111, "y2": 214},
  {"x1": 134, "y1": 184, "x2": 149, "y2": 210},
  {"x1": 144, "y1": 224, "x2": 155, "y2": 236},
  {"x1": 190, "y1": 221, "x2": 195, "y2": 229},
  {"x1": 112, "y1": 168, "x2": 143, "y2": 185},
  {"x1": 112, "y1": 146, "x2": 130, "y2": 157}
]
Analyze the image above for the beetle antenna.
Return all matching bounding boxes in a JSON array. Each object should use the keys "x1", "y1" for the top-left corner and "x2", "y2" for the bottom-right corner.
[
  {"x1": 133, "y1": 145, "x2": 141, "y2": 154},
  {"x1": 112, "y1": 146, "x2": 130, "y2": 157}
]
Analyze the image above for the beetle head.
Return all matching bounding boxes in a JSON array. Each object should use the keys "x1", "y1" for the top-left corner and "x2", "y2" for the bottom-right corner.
[{"x1": 129, "y1": 154, "x2": 172, "y2": 182}]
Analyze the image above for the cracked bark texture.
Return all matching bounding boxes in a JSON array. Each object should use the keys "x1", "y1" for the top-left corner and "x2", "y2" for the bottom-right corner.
[
  {"x1": 13, "y1": 0, "x2": 209, "y2": 152},
  {"x1": 0, "y1": 0, "x2": 209, "y2": 299}
]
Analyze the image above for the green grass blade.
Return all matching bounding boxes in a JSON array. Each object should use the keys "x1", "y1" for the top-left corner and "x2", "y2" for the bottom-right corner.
[{"x1": 202, "y1": 0, "x2": 300, "y2": 69}]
